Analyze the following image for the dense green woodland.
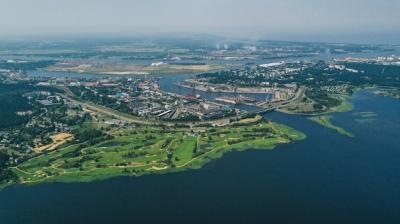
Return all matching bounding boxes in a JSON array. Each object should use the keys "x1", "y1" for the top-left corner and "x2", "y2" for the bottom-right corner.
[
  {"x1": 0, "y1": 84, "x2": 62, "y2": 129},
  {"x1": 0, "y1": 149, "x2": 17, "y2": 185},
  {"x1": 0, "y1": 84, "x2": 35, "y2": 128}
]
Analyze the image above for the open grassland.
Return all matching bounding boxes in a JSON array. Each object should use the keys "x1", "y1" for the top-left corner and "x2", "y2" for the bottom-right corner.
[
  {"x1": 308, "y1": 115, "x2": 354, "y2": 138},
  {"x1": 9, "y1": 120, "x2": 305, "y2": 186}
]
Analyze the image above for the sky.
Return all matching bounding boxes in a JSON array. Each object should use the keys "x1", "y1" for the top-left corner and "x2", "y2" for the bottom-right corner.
[{"x1": 1, "y1": 0, "x2": 399, "y2": 43}]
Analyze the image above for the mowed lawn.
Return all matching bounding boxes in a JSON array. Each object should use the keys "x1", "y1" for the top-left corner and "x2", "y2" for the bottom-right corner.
[{"x1": 12, "y1": 120, "x2": 305, "y2": 185}]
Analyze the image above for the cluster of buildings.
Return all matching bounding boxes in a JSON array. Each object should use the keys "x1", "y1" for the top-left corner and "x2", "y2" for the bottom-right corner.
[
  {"x1": 255, "y1": 61, "x2": 309, "y2": 80},
  {"x1": 126, "y1": 81, "x2": 234, "y2": 120},
  {"x1": 334, "y1": 56, "x2": 400, "y2": 66},
  {"x1": 375, "y1": 56, "x2": 400, "y2": 65},
  {"x1": 320, "y1": 84, "x2": 350, "y2": 94},
  {"x1": 327, "y1": 64, "x2": 359, "y2": 73},
  {"x1": 182, "y1": 101, "x2": 233, "y2": 120},
  {"x1": 23, "y1": 91, "x2": 63, "y2": 106},
  {"x1": 44, "y1": 76, "x2": 236, "y2": 121}
]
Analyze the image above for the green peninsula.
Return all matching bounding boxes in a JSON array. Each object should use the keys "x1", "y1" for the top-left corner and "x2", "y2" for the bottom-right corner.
[
  {"x1": 3, "y1": 118, "x2": 305, "y2": 188},
  {"x1": 309, "y1": 115, "x2": 354, "y2": 137}
]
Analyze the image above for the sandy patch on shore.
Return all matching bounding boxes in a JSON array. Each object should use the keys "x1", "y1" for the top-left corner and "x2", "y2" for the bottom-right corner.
[{"x1": 34, "y1": 133, "x2": 73, "y2": 152}]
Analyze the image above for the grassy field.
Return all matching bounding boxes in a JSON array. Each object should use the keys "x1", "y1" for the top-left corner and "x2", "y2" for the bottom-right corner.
[
  {"x1": 7, "y1": 120, "x2": 305, "y2": 187},
  {"x1": 308, "y1": 115, "x2": 354, "y2": 138}
]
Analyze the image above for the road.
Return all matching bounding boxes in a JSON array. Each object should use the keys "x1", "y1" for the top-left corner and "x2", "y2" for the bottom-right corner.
[
  {"x1": 60, "y1": 93, "x2": 161, "y2": 125},
  {"x1": 257, "y1": 86, "x2": 306, "y2": 109}
]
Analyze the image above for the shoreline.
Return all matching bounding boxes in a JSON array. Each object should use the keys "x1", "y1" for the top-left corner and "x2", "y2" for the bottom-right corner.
[{"x1": 0, "y1": 118, "x2": 306, "y2": 191}]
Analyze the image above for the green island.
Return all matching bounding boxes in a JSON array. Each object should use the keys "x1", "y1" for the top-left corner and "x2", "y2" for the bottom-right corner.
[
  {"x1": 1, "y1": 117, "x2": 305, "y2": 189},
  {"x1": 308, "y1": 115, "x2": 354, "y2": 138}
]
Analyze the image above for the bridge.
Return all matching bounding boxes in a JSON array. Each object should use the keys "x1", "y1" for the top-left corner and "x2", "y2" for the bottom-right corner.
[{"x1": 252, "y1": 107, "x2": 276, "y2": 114}]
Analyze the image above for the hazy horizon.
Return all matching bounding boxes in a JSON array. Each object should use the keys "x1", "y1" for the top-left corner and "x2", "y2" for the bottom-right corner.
[{"x1": 1, "y1": 0, "x2": 399, "y2": 44}]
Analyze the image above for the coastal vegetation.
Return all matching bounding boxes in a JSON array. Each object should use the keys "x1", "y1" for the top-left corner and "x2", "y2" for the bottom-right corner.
[
  {"x1": 330, "y1": 95, "x2": 354, "y2": 113},
  {"x1": 308, "y1": 115, "x2": 354, "y2": 138}
]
